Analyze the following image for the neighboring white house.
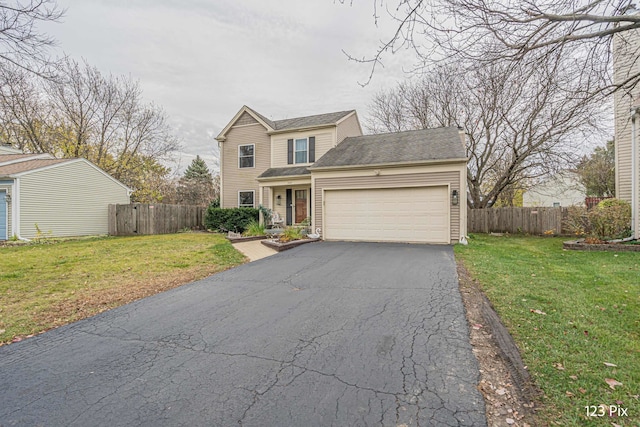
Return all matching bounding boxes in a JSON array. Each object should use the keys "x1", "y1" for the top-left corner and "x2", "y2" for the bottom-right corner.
[
  {"x1": 0, "y1": 148, "x2": 131, "y2": 240},
  {"x1": 523, "y1": 173, "x2": 586, "y2": 207}
]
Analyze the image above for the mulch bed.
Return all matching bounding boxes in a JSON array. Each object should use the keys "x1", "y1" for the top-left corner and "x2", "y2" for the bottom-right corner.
[
  {"x1": 563, "y1": 239, "x2": 640, "y2": 252},
  {"x1": 261, "y1": 238, "x2": 320, "y2": 252}
]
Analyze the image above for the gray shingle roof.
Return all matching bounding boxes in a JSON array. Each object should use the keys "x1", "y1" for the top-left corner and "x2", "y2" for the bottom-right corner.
[
  {"x1": 310, "y1": 127, "x2": 467, "y2": 169},
  {"x1": 257, "y1": 166, "x2": 311, "y2": 179},
  {"x1": 246, "y1": 106, "x2": 276, "y2": 129},
  {"x1": 272, "y1": 110, "x2": 354, "y2": 131}
]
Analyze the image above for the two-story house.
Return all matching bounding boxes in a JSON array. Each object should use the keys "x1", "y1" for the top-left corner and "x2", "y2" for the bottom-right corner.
[{"x1": 216, "y1": 105, "x2": 468, "y2": 244}]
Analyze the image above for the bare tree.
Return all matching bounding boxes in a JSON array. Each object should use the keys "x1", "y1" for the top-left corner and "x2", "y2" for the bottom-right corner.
[
  {"x1": 0, "y1": 65, "x2": 54, "y2": 152},
  {"x1": 0, "y1": 58, "x2": 180, "y2": 201},
  {"x1": 46, "y1": 58, "x2": 180, "y2": 178},
  {"x1": 0, "y1": 1, "x2": 63, "y2": 75},
  {"x1": 341, "y1": 0, "x2": 640, "y2": 92},
  {"x1": 368, "y1": 53, "x2": 605, "y2": 208}
]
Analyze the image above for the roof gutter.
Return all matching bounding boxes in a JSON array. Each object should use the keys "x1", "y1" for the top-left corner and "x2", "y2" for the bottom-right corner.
[
  {"x1": 267, "y1": 124, "x2": 338, "y2": 136},
  {"x1": 256, "y1": 174, "x2": 311, "y2": 182},
  {"x1": 308, "y1": 157, "x2": 469, "y2": 172}
]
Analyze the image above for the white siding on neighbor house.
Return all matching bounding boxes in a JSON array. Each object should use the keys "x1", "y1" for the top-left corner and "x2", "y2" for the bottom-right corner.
[
  {"x1": 271, "y1": 129, "x2": 334, "y2": 168},
  {"x1": 221, "y1": 123, "x2": 270, "y2": 208},
  {"x1": 523, "y1": 174, "x2": 585, "y2": 207},
  {"x1": 613, "y1": 27, "x2": 640, "y2": 234},
  {"x1": 0, "y1": 183, "x2": 12, "y2": 239},
  {"x1": 18, "y1": 161, "x2": 129, "y2": 239},
  {"x1": 336, "y1": 113, "x2": 363, "y2": 145}
]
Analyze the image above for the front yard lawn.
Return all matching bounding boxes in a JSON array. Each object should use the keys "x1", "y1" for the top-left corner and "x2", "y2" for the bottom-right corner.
[
  {"x1": 455, "y1": 235, "x2": 639, "y2": 426},
  {"x1": 0, "y1": 233, "x2": 246, "y2": 345}
]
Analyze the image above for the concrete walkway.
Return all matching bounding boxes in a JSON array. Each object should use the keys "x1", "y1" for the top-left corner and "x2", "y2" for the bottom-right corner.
[{"x1": 232, "y1": 239, "x2": 277, "y2": 261}]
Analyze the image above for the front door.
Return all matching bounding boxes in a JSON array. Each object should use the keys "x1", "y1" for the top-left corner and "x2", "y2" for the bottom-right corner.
[{"x1": 295, "y1": 190, "x2": 307, "y2": 223}]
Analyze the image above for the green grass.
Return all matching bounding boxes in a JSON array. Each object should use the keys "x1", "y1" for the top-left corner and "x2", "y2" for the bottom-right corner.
[
  {"x1": 455, "y1": 234, "x2": 639, "y2": 426},
  {"x1": 0, "y1": 233, "x2": 246, "y2": 344}
]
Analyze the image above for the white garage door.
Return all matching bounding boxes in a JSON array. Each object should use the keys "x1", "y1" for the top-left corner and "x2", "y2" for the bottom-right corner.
[{"x1": 324, "y1": 186, "x2": 450, "y2": 243}]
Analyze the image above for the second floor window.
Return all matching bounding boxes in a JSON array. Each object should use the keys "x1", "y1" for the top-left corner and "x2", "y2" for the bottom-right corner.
[
  {"x1": 238, "y1": 144, "x2": 254, "y2": 168},
  {"x1": 295, "y1": 138, "x2": 308, "y2": 164}
]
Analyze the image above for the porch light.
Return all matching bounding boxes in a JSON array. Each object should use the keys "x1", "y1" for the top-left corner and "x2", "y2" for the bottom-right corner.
[
  {"x1": 451, "y1": 190, "x2": 459, "y2": 206},
  {"x1": 4, "y1": 194, "x2": 10, "y2": 203},
  {"x1": 276, "y1": 195, "x2": 282, "y2": 206}
]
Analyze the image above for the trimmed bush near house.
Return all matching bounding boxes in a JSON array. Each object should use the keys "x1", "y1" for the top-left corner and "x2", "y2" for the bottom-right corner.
[
  {"x1": 563, "y1": 198, "x2": 631, "y2": 241},
  {"x1": 589, "y1": 198, "x2": 631, "y2": 240},
  {"x1": 204, "y1": 207, "x2": 259, "y2": 233}
]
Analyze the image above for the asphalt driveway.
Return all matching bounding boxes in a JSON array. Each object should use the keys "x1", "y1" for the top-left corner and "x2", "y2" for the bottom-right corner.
[{"x1": 0, "y1": 242, "x2": 486, "y2": 426}]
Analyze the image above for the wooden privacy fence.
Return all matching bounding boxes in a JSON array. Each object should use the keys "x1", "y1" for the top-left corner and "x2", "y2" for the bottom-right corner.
[
  {"x1": 109, "y1": 204, "x2": 206, "y2": 236},
  {"x1": 467, "y1": 207, "x2": 569, "y2": 235}
]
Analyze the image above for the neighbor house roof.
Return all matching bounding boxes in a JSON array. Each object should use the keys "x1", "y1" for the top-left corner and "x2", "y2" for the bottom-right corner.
[
  {"x1": 310, "y1": 127, "x2": 467, "y2": 169},
  {"x1": 216, "y1": 105, "x2": 356, "y2": 141},
  {"x1": 0, "y1": 156, "x2": 131, "y2": 192},
  {"x1": 257, "y1": 166, "x2": 311, "y2": 180},
  {"x1": 0, "y1": 153, "x2": 54, "y2": 165},
  {"x1": 0, "y1": 158, "x2": 71, "y2": 176}
]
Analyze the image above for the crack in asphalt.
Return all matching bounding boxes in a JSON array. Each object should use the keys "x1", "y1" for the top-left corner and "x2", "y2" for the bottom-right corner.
[{"x1": 0, "y1": 242, "x2": 486, "y2": 426}]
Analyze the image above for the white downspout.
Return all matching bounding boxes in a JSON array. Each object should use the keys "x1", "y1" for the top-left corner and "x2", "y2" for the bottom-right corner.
[
  {"x1": 631, "y1": 107, "x2": 639, "y2": 240},
  {"x1": 12, "y1": 178, "x2": 29, "y2": 241}
]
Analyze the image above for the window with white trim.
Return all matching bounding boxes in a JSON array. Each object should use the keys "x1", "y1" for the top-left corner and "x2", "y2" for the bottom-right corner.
[
  {"x1": 294, "y1": 138, "x2": 308, "y2": 164},
  {"x1": 238, "y1": 191, "x2": 255, "y2": 208},
  {"x1": 238, "y1": 144, "x2": 254, "y2": 168}
]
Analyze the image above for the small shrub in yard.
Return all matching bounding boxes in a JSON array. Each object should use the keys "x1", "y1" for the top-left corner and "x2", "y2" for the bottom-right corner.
[
  {"x1": 204, "y1": 207, "x2": 259, "y2": 233},
  {"x1": 279, "y1": 226, "x2": 305, "y2": 243},
  {"x1": 588, "y1": 198, "x2": 631, "y2": 240},
  {"x1": 243, "y1": 220, "x2": 266, "y2": 237}
]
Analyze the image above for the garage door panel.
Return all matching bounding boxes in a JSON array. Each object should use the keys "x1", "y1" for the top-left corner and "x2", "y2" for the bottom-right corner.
[{"x1": 324, "y1": 187, "x2": 449, "y2": 243}]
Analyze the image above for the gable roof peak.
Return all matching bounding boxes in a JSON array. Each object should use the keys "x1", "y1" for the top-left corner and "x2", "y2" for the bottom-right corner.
[{"x1": 216, "y1": 106, "x2": 358, "y2": 141}]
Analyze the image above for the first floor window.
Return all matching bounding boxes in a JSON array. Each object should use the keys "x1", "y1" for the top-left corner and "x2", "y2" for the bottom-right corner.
[
  {"x1": 239, "y1": 191, "x2": 255, "y2": 207},
  {"x1": 239, "y1": 144, "x2": 254, "y2": 168}
]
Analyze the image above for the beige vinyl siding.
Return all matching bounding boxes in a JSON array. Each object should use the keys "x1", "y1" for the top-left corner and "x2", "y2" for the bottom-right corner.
[
  {"x1": 336, "y1": 113, "x2": 363, "y2": 144},
  {"x1": 221, "y1": 124, "x2": 270, "y2": 208},
  {"x1": 613, "y1": 30, "x2": 639, "y2": 203},
  {"x1": 235, "y1": 112, "x2": 259, "y2": 126},
  {"x1": 18, "y1": 161, "x2": 129, "y2": 239},
  {"x1": 314, "y1": 169, "x2": 461, "y2": 243},
  {"x1": 613, "y1": 28, "x2": 640, "y2": 234},
  {"x1": 271, "y1": 187, "x2": 287, "y2": 221},
  {"x1": 0, "y1": 183, "x2": 11, "y2": 239},
  {"x1": 271, "y1": 130, "x2": 334, "y2": 168}
]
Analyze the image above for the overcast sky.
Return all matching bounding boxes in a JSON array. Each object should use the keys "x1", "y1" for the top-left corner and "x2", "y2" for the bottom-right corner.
[{"x1": 42, "y1": 0, "x2": 417, "y2": 175}]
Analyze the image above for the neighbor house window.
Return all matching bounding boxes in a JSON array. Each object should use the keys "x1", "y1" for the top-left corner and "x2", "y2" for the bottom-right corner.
[
  {"x1": 295, "y1": 138, "x2": 308, "y2": 164},
  {"x1": 238, "y1": 144, "x2": 254, "y2": 168},
  {"x1": 238, "y1": 191, "x2": 255, "y2": 208}
]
